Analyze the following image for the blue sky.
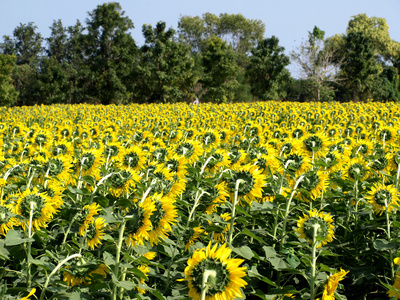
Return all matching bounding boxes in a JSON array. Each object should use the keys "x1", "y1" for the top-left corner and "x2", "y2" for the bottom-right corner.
[{"x1": 1, "y1": 0, "x2": 399, "y2": 75}]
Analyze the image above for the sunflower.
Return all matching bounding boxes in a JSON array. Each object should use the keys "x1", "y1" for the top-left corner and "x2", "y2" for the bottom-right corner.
[
  {"x1": 63, "y1": 262, "x2": 108, "y2": 286},
  {"x1": 43, "y1": 155, "x2": 73, "y2": 184},
  {"x1": 85, "y1": 217, "x2": 106, "y2": 250},
  {"x1": 202, "y1": 182, "x2": 230, "y2": 214},
  {"x1": 342, "y1": 156, "x2": 369, "y2": 181},
  {"x1": 351, "y1": 140, "x2": 374, "y2": 157},
  {"x1": 19, "y1": 288, "x2": 36, "y2": 300},
  {"x1": 204, "y1": 148, "x2": 231, "y2": 173},
  {"x1": 277, "y1": 138, "x2": 303, "y2": 156},
  {"x1": 76, "y1": 149, "x2": 104, "y2": 177},
  {"x1": 295, "y1": 171, "x2": 329, "y2": 202},
  {"x1": 125, "y1": 198, "x2": 155, "y2": 248},
  {"x1": 120, "y1": 145, "x2": 147, "y2": 171},
  {"x1": 174, "y1": 140, "x2": 203, "y2": 164},
  {"x1": 137, "y1": 264, "x2": 150, "y2": 294},
  {"x1": 77, "y1": 203, "x2": 102, "y2": 236},
  {"x1": 296, "y1": 209, "x2": 335, "y2": 248},
  {"x1": 281, "y1": 151, "x2": 312, "y2": 177},
  {"x1": 302, "y1": 132, "x2": 330, "y2": 158},
  {"x1": 227, "y1": 149, "x2": 247, "y2": 169},
  {"x1": 254, "y1": 152, "x2": 281, "y2": 175},
  {"x1": 13, "y1": 188, "x2": 59, "y2": 230},
  {"x1": 209, "y1": 212, "x2": 232, "y2": 243},
  {"x1": 368, "y1": 154, "x2": 390, "y2": 175},
  {"x1": 108, "y1": 169, "x2": 141, "y2": 197},
  {"x1": 38, "y1": 179, "x2": 65, "y2": 210},
  {"x1": 388, "y1": 257, "x2": 400, "y2": 299},
  {"x1": 51, "y1": 141, "x2": 74, "y2": 157},
  {"x1": 0, "y1": 204, "x2": 19, "y2": 236},
  {"x1": 148, "y1": 193, "x2": 178, "y2": 245},
  {"x1": 322, "y1": 268, "x2": 349, "y2": 300},
  {"x1": 201, "y1": 129, "x2": 221, "y2": 147},
  {"x1": 366, "y1": 183, "x2": 399, "y2": 215},
  {"x1": 182, "y1": 242, "x2": 247, "y2": 300},
  {"x1": 378, "y1": 125, "x2": 396, "y2": 145},
  {"x1": 165, "y1": 153, "x2": 187, "y2": 179},
  {"x1": 184, "y1": 226, "x2": 206, "y2": 251},
  {"x1": 227, "y1": 164, "x2": 265, "y2": 205}
]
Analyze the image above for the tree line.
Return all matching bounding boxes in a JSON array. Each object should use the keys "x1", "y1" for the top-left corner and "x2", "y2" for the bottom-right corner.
[{"x1": 0, "y1": 2, "x2": 399, "y2": 106}]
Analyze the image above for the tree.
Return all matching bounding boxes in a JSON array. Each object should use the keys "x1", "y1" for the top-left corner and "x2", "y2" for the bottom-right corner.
[
  {"x1": 1, "y1": 22, "x2": 43, "y2": 65},
  {"x1": 342, "y1": 31, "x2": 380, "y2": 101},
  {"x1": 245, "y1": 36, "x2": 290, "y2": 100},
  {"x1": 134, "y1": 21, "x2": 197, "y2": 103},
  {"x1": 46, "y1": 19, "x2": 69, "y2": 62},
  {"x1": 83, "y1": 2, "x2": 137, "y2": 104},
  {"x1": 0, "y1": 54, "x2": 18, "y2": 106},
  {"x1": 329, "y1": 14, "x2": 400, "y2": 101},
  {"x1": 200, "y1": 36, "x2": 239, "y2": 103},
  {"x1": 291, "y1": 26, "x2": 339, "y2": 101},
  {"x1": 1, "y1": 23, "x2": 43, "y2": 105},
  {"x1": 178, "y1": 13, "x2": 265, "y2": 67}
]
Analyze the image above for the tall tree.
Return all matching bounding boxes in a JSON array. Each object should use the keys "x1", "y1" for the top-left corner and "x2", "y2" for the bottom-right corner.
[
  {"x1": 1, "y1": 22, "x2": 43, "y2": 65},
  {"x1": 134, "y1": 21, "x2": 196, "y2": 103},
  {"x1": 46, "y1": 19, "x2": 69, "y2": 62},
  {"x1": 0, "y1": 54, "x2": 18, "y2": 106},
  {"x1": 84, "y1": 2, "x2": 137, "y2": 104},
  {"x1": 291, "y1": 26, "x2": 339, "y2": 101},
  {"x1": 178, "y1": 13, "x2": 264, "y2": 67},
  {"x1": 200, "y1": 36, "x2": 239, "y2": 103},
  {"x1": 246, "y1": 36, "x2": 290, "y2": 100},
  {"x1": 341, "y1": 31, "x2": 380, "y2": 101},
  {"x1": 1, "y1": 23, "x2": 43, "y2": 105}
]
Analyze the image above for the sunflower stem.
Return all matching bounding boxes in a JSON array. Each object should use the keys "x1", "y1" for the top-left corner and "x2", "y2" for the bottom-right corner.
[
  {"x1": 384, "y1": 197, "x2": 395, "y2": 281},
  {"x1": 187, "y1": 189, "x2": 206, "y2": 226},
  {"x1": 396, "y1": 161, "x2": 400, "y2": 190},
  {"x1": 200, "y1": 269, "x2": 217, "y2": 300},
  {"x1": 40, "y1": 253, "x2": 81, "y2": 300},
  {"x1": 62, "y1": 213, "x2": 78, "y2": 245},
  {"x1": 280, "y1": 175, "x2": 304, "y2": 250},
  {"x1": 228, "y1": 179, "x2": 244, "y2": 247},
  {"x1": 310, "y1": 223, "x2": 320, "y2": 300},
  {"x1": 26, "y1": 204, "x2": 34, "y2": 289},
  {"x1": 113, "y1": 218, "x2": 127, "y2": 300}
]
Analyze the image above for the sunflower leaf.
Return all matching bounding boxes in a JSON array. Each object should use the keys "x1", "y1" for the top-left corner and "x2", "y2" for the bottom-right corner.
[
  {"x1": 232, "y1": 245, "x2": 254, "y2": 260},
  {"x1": 373, "y1": 238, "x2": 396, "y2": 251},
  {"x1": 5, "y1": 229, "x2": 34, "y2": 246}
]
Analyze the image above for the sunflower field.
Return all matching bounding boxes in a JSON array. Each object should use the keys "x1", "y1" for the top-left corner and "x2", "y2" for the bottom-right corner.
[{"x1": 1, "y1": 101, "x2": 400, "y2": 300}]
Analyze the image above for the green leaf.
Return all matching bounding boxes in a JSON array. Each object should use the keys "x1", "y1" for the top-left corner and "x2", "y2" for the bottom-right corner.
[
  {"x1": 232, "y1": 245, "x2": 254, "y2": 260},
  {"x1": 114, "y1": 280, "x2": 136, "y2": 291},
  {"x1": 248, "y1": 266, "x2": 277, "y2": 287},
  {"x1": 149, "y1": 289, "x2": 167, "y2": 300},
  {"x1": 373, "y1": 238, "x2": 396, "y2": 251},
  {"x1": 131, "y1": 267, "x2": 148, "y2": 281},
  {"x1": 103, "y1": 251, "x2": 116, "y2": 266},
  {"x1": 235, "y1": 205, "x2": 252, "y2": 218},
  {"x1": 0, "y1": 240, "x2": 10, "y2": 259},
  {"x1": 5, "y1": 229, "x2": 34, "y2": 246},
  {"x1": 239, "y1": 228, "x2": 266, "y2": 244}
]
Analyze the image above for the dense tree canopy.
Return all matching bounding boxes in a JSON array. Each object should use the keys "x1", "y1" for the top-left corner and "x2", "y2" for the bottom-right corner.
[{"x1": 0, "y1": 3, "x2": 399, "y2": 105}]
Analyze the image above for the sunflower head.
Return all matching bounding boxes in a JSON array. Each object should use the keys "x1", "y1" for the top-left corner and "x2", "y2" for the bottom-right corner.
[
  {"x1": 183, "y1": 242, "x2": 247, "y2": 300},
  {"x1": 296, "y1": 209, "x2": 334, "y2": 247},
  {"x1": 367, "y1": 183, "x2": 399, "y2": 215}
]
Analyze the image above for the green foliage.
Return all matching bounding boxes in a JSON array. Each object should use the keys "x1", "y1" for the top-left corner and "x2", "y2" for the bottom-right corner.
[
  {"x1": 200, "y1": 36, "x2": 239, "y2": 103},
  {"x1": 83, "y1": 2, "x2": 137, "y2": 104},
  {"x1": 0, "y1": 54, "x2": 18, "y2": 106},
  {"x1": 133, "y1": 22, "x2": 197, "y2": 103},
  {"x1": 341, "y1": 31, "x2": 380, "y2": 101},
  {"x1": 246, "y1": 36, "x2": 290, "y2": 100},
  {"x1": 178, "y1": 13, "x2": 265, "y2": 67}
]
